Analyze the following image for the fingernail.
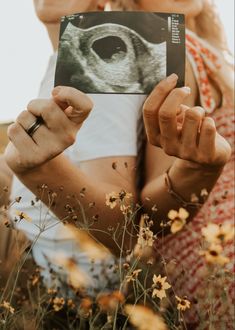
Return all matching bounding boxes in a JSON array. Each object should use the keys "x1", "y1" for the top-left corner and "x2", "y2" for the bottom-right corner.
[
  {"x1": 166, "y1": 73, "x2": 178, "y2": 84},
  {"x1": 181, "y1": 86, "x2": 191, "y2": 94},
  {"x1": 52, "y1": 86, "x2": 62, "y2": 96}
]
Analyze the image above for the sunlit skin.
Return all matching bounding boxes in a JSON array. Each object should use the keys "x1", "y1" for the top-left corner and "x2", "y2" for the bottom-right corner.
[
  {"x1": 33, "y1": 0, "x2": 107, "y2": 49},
  {"x1": 2, "y1": 0, "x2": 232, "y2": 252},
  {"x1": 133, "y1": 0, "x2": 232, "y2": 229},
  {"x1": 33, "y1": 0, "x2": 104, "y2": 23}
]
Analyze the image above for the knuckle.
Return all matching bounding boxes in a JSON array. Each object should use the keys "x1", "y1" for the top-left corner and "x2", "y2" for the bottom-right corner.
[
  {"x1": 43, "y1": 100, "x2": 58, "y2": 120},
  {"x1": 143, "y1": 103, "x2": 155, "y2": 118},
  {"x1": 193, "y1": 106, "x2": 205, "y2": 116},
  {"x1": 47, "y1": 99, "x2": 57, "y2": 112},
  {"x1": 7, "y1": 123, "x2": 20, "y2": 138},
  {"x1": 156, "y1": 82, "x2": 169, "y2": 94},
  {"x1": 170, "y1": 88, "x2": 185, "y2": 98},
  {"x1": 185, "y1": 108, "x2": 202, "y2": 121},
  {"x1": 62, "y1": 87, "x2": 77, "y2": 104},
  {"x1": 85, "y1": 98, "x2": 94, "y2": 113},
  {"x1": 16, "y1": 110, "x2": 28, "y2": 122},
  {"x1": 62, "y1": 87, "x2": 72, "y2": 100},
  {"x1": 81, "y1": 106, "x2": 92, "y2": 119},
  {"x1": 204, "y1": 126, "x2": 215, "y2": 135},
  {"x1": 27, "y1": 99, "x2": 37, "y2": 110},
  {"x1": 202, "y1": 120, "x2": 216, "y2": 135},
  {"x1": 159, "y1": 109, "x2": 172, "y2": 122}
]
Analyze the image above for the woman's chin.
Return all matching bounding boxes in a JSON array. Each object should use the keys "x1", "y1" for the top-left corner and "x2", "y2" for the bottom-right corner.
[{"x1": 37, "y1": 14, "x2": 62, "y2": 24}]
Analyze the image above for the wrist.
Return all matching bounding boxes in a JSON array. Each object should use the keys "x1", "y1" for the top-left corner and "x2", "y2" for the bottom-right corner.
[
  {"x1": 18, "y1": 155, "x2": 64, "y2": 180},
  {"x1": 172, "y1": 159, "x2": 224, "y2": 177},
  {"x1": 167, "y1": 159, "x2": 224, "y2": 204}
]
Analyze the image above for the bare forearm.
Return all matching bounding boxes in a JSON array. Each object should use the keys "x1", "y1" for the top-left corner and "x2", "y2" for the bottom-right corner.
[
  {"x1": 16, "y1": 155, "x2": 136, "y2": 255},
  {"x1": 0, "y1": 156, "x2": 12, "y2": 206},
  {"x1": 141, "y1": 159, "x2": 223, "y2": 234}
]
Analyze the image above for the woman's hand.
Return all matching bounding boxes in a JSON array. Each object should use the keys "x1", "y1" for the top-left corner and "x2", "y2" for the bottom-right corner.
[
  {"x1": 143, "y1": 74, "x2": 232, "y2": 169},
  {"x1": 4, "y1": 86, "x2": 93, "y2": 174}
]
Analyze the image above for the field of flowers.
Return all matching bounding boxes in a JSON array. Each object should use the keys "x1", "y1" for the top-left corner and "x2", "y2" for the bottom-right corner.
[{"x1": 0, "y1": 161, "x2": 234, "y2": 329}]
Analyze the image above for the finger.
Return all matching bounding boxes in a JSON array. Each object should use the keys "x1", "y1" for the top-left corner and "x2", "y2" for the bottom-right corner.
[
  {"x1": 52, "y1": 86, "x2": 93, "y2": 124},
  {"x1": 7, "y1": 122, "x2": 38, "y2": 153},
  {"x1": 16, "y1": 110, "x2": 52, "y2": 145},
  {"x1": 180, "y1": 106, "x2": 205, "y2": 149},
  {"x1": 143, "y1": 74, "x2": 178, "y2": 144},
  {"x1": 198, "y1": 117, "x2": 216, "y2": 160},
  {"x1": 176, "y1": 104, "x2": 188, "y2": 131},
  {"x1": 16, "y1": 110, "x2": 37, "y2": 129},
  {"x1": 27, "y1": 99, "x2": 73, "y2": 132},
  {"x1": 158, "y1": 87, "x2": 191, "y2": 140}
]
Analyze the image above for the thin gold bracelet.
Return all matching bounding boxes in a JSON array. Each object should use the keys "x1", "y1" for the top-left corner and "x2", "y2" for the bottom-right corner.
[{"x1": 164, "y1": 168, "x2": 204, "y2": 209}]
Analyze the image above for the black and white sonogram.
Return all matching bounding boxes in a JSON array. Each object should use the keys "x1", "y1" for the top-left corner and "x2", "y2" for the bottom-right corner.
[{"x1": 55, "y1": 12, "x2": 185, "y2": 94}]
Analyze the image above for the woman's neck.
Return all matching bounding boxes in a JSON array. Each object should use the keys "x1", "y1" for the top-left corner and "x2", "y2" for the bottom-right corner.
[
  {"x1": 46, "y1": 23, "x2": 61, "y2": 51},
  {"x1": 186, "y1": 17, "x2": 197, "y2": 33}
]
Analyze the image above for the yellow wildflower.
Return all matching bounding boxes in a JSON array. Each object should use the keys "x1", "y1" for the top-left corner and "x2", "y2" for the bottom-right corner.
[
  {"x1": 119, "y1": 190, "x2": 133, "y2": 201},
  {"x1": 175, "y1": 296, "x2": 191, "y2": 311},
  {"x1": 106, "y1": 190, "x2": 133, "y2": 210},
  {"x1": 202, "y1": 223, "x2": 234, "y2": 244},
  {"x1": 190, "y1": 193, "x2": 199, "y2": 203},
  {"x1": 120, "y1": 204, "x2": 132, "y2": 215},
  {"x1": 168, "y1": 208, "x2": 189, "y2": 234},
  {"x1": 67, "y1": 299, "x2": 76, "y2": 310},
  {"x1": 52, "y1": 254, "x2": 89, "y2": 288},
  {"x1": 80, "y1": 297, "x2": 93, "y2": 318},
  {"x1": 15, "y1": 210, "x2": 32, "y2": 222},
  {"x1": 200, "y1": 188, "x2": 209, "y2": 198},
  {"x1": 151, "y1": 204, "x2": 158, "y2": 212},
  {"x1": 52, "y1": 297, "x2": 65, "y2": 312},
  {"x1": 137, "y1": 227, "x2": 155, "y2": 248},
  {"x1": 47, "y1": 288, "x2": 57, "y2": 295},
  {"x1": 64, "y1": 226, "x2": 110, "y2": 260},
  {"x1": 125, "y1": 304, "x2": 168, "y2": 330},
  {"x1": 126, "y1": 269, "x2": 142, "y2": 283},
  {"x1": 105, "y1": 192, "x2": 119, "y2": 209},
  {"x1": 97, "y1": 291, "x2": 125, "y2": 312},
  {"x1": 0, "y1": 301, "x2": 15, "y2": 314},
  {"x1": 201, "y1": 243, "x2": 229, "y2": 266},
  {"x1": 152, "y1": 274, "x2": 171, "y2": 300}
]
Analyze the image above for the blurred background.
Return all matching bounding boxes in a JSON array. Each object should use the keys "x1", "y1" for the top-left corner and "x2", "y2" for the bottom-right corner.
[{"x1": 0, "y1": 0, "x2": 234, "y2": 123}]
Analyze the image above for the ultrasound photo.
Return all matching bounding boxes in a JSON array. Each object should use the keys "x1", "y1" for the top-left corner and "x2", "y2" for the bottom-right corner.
[{"x1": 55, "y1": 12, "x2": 185, "y2": 94}]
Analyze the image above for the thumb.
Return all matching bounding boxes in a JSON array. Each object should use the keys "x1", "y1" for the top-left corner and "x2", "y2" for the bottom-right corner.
[{"x1": 52, "y1": 86, "x2": 93, "y2": 124}]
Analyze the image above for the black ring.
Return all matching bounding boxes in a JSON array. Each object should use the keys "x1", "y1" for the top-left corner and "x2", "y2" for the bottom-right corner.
[{"x1": 26, "y1": 117, "x2": 44, "y2": 137}]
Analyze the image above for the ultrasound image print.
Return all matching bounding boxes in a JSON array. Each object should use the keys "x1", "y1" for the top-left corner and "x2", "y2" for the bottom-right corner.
[{"x1": 55, "y1": 12, "x2": 185, "y2": 94}]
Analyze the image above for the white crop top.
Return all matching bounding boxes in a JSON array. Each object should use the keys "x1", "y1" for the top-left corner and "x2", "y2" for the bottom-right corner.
[{"x1": 10, "y1": 53, "x2": 146, "y2": 291}]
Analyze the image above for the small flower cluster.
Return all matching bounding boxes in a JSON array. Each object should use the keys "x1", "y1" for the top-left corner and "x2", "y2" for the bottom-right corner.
[
  {"x1": 105, "y1": 190, "x2": 133, "y2": 214},
  {"x1": 201, "y1": 222, "x2": 234, "y2": 266},
  {"x1": 0, "y1": 301, "x2": 15, "y2": 314},
  {"x1": 167, "y1": 208, "x2": 189, "y2": 234}
]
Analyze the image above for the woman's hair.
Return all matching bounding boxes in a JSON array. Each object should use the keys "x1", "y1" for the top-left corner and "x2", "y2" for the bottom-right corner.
[
  {"x1": 110, "y1": 0, "x2": 229, "y2": 52},
  {"x1": 196, "y1": 0, "x2": 229, "y2": 52}
]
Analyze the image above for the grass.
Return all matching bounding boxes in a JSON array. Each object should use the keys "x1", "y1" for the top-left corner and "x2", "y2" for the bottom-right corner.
[{"x1": 0, "y1": 163, "x2": 234, "y2": 329}]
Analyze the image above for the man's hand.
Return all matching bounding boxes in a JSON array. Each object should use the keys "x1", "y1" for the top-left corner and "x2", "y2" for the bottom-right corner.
[{"x1": 4, "y1": 86, "x2": 93, "y2": 174}]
